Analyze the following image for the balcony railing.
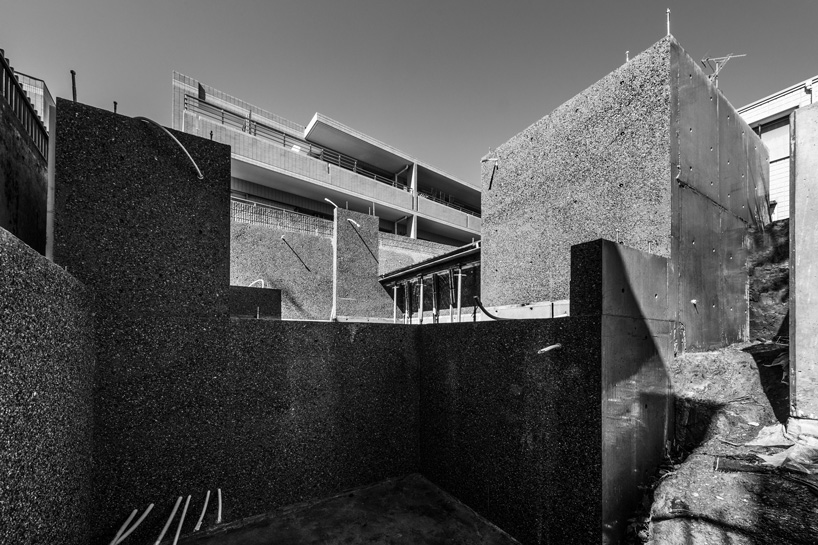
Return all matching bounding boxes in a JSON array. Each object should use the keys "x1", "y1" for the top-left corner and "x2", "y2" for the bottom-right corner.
[
  {"x1": 417, "y1": 191, "x2": 480, "y2": 218},
  {"x1": 231, "y1": 198, "x2": 334, "y2": 237},
  {"x1": 185, "y1": 94, "x2": 407, "y2": 190},
  {"x1": 0, "y1": 50, "x2": 48, "y2": 160}
]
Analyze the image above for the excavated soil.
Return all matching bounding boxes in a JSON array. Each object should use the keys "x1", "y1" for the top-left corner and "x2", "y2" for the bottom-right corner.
[{"x1": 624, "y1": 344, "x2": 818, "y2": 544}]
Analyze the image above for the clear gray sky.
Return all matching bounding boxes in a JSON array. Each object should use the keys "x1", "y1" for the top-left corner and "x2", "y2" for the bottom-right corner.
[{"x1": 3, "y1": 0, "x2": 817, "y2": 184}]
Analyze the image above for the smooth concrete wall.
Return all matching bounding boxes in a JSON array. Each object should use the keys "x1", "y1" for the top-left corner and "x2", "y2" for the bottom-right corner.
[
  {"x1": 333, "y1": 208, "x2": 393, "y2": 318},
  {"x1": 0, "y1": 96, "x2": 48, "y2": 254},
  {"x1": 480, "y1": 37, "x2": 673, "y2": 308},
  {"x1": 571, "y1": 240, "x2": 675, "y2": 541},
  {"x1": 790, "y1": 103, "x2": 818, "y2": 418},
  {"x1": 0, "y1": 227, "x2": 94, "y2": 545},
  {"x1": 669, "y1": 40, "x2": 770, "y2": 350},
  {"x1": 231, "y1": 220, "x2": 334, "y2": 320}
]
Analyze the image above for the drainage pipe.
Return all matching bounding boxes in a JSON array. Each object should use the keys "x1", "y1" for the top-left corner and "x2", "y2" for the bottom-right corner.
[
  {"x1": 115, "y1": 504, "x2": 154, "y2": 544},
  {"x1": 473, "y1": 296, "x2": 507, "y2": 321},
  {"x1": 135, "y1": 117, "x2": 203, "y2": 180}
]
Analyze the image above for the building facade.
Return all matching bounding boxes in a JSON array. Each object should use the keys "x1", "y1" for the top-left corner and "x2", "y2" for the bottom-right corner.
[
  {"x1": 172, "y1": 72, "x2": 481, "y2": 246},
  {"x1": 738, "y1": 74, "x2": 818, "y2": 220},
  {"x1": 16, "y1": 72, "x2": 54, "y2": 132}
]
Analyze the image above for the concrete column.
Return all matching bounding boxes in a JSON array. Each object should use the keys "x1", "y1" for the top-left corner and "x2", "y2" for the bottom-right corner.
[
  {"x1": 45, "y1": 103, "x2": 56, "y2": 261},
  {"x1": 790, "y1": 104, "x2": 818, "y2": 419}
]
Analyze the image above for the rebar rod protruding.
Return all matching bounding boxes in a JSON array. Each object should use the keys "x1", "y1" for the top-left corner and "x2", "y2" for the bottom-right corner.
[
  {"x1": 154, "y1": 496, "x2": 182, "y2": 545},
  {"x1": 115, "y1": 504, "x2": 154, "y2": 544},
  {"x1": 172, "y1": 495, "x2": 191, "y2": 545},
  {"x1": 109, "y1": 509, "x2": 137, "y2": 545},
  {"x1": 194, "y1": 490, "x2": 211, "y2": 532}
]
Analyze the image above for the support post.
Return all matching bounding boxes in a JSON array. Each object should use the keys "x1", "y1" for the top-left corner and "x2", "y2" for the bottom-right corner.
[
  {"x1": 432, "y1": 273, "x2": 439, "y2": 323},
  {"x1": 419, "y1": 275, "x2": 424, "y2": 324},
  {"x1": 449, "y1": 269, "x2": 455, "y2": 322},
  {"x1": 393, "y1": 285, "x2": 398, "y2": 324},
  {"x1": 457, "y1": 267, "x2": 463, "y2": 323}
]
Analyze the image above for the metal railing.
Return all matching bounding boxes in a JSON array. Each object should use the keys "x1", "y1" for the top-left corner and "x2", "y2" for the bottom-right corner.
[
  {"x1": 185, "y1": 95, "x2": 407, "y2": 190},
  {"x1": 231, "y1": 198, "x2": 334, "y2": 237},
  {"x1": 417, "y1": 190, "x2": 481, "y2": 218},
  {"x1": 0, "y1": 50, "x2": 48, "y2": 160}
]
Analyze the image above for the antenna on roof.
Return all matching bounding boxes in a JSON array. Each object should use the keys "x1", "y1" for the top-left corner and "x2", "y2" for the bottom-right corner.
[
  {"x1": 701, "y1": 53, "x2": 747, "y2": 88},
  {"x1": 666, "y1": 8, "x2": 670, "y2": 36}
]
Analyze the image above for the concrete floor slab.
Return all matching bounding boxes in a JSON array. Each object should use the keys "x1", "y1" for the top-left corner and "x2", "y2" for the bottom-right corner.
[{"x1": 177, "y1": 474, "x2": 520, "y2": 545}]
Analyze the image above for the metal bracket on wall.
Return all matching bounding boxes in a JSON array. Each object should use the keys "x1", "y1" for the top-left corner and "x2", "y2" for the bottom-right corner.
[{"x1": 135, "y1": 117, "x2": 204, "y2": 180}]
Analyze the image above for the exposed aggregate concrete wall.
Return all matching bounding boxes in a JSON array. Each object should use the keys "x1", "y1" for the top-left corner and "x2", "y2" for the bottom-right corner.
[
  {"x1": 333, "y1": 208, "x2": 393, "y2": 318},
  {"x1": 91, "y1": 319, "x2": 419, "y2": 545},
  {"x1": 0, "y1": 227, "x2": 94, "y2": 545},
  {"x1": 481, "y1": 36, "x2": 769, "y2": 350},
  {"x1": 231, "y1": 220, "x2": 333, "y2": 320},
  {"x1": 481, "y1": 37, "x2": 673, "y2": 307},
  {"x1": 419, "y1": 318, "x2": 602, "y2": 545},
  {"x1": 378, "y1": 232, "x2": 456, "y2": 275},
  {"x1": 0, "y1": 96, "x2": 48, "y2": 253}
]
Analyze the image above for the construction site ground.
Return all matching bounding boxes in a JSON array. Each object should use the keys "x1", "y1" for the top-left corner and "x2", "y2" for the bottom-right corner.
[{"x1": 626, "y1": 342, "x2": 818, "y2": 545}]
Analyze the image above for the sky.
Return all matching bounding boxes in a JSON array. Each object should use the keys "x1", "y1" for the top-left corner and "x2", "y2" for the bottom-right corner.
[{"x1": 3, "y1": 0, "x2": 818, "y2": 185}]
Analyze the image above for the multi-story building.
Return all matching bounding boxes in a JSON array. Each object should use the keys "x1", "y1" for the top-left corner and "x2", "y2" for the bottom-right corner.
[
  {"x1": 172, "y1": 72, "x2": 481, "y2": 246},
  {"x1": 738, "y1": 74, "x2": 818, "y2": 221}
]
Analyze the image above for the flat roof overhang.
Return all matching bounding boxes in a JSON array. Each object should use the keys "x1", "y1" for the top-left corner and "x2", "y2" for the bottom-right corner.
[
  {"x1": 305, "y1": 113, "x2": 411, "y2": 174},
  {"x1": 416, "y1": 164, "x2": 481, "y2": 209},
  {"x1": 380, "y1": 243, "x2": 481, "y2": 284}
]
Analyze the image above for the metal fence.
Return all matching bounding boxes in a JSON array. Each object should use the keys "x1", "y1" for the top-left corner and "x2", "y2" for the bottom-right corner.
[
  {"x1": 231, "y1": 199, "x2": 334, "y2": 237},
  {"x1": 0, "y1": 50, "x2": 48, "y2": 160}
]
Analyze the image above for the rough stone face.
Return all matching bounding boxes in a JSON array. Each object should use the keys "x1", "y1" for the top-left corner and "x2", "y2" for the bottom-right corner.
[
  {"x1": 0, "y1": 96, "x2": 48, "y2": 254},
  {"x1": 0, "y1": 227, "x2": 94, "y2": 545}
]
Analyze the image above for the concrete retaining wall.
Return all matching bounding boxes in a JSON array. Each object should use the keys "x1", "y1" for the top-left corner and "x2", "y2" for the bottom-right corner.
[
  {"x1": 0, "y1": 96, "x2": 48, "y2": 253},
  {"x1": 378, "y1": 232, "x2": 455, "y2": 276},
  {"x1": 333, "y1": 208, "x2": 393, "y2": 318},
  {"x1": 231, "y1": 220, "x2": 333, "y2": 320},
  {"x1": 790, "y1": 103, "x2": 818, "y2": 418},
  {"x1": 0, "y1": 227, "x2": 94, "y2": 545},
  {"x1": 481, "y1": 35, "x2": 769, "y2": 350}
]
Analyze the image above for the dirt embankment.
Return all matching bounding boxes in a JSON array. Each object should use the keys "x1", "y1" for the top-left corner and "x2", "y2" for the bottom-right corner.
[{"x1": 624, "y1": 220, "x2": 818, "y2": 544}]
